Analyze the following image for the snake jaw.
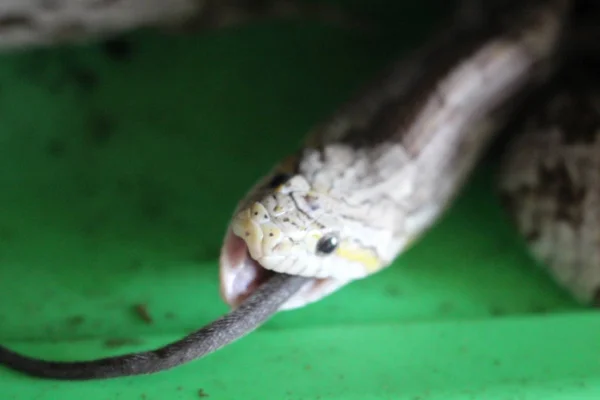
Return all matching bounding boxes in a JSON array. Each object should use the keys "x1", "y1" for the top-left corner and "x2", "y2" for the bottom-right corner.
[
  {"x1": 219, "y1": 228, "x2": 274, "y2": 308},
  {"x1": 219, "y1": 227, "x2": 351, "y2": 310}
]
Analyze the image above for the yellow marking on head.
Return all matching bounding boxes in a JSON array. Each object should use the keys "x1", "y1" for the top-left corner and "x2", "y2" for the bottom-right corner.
[{"x1": 335, "y1": 243, "x2": 382, "y2": 273}]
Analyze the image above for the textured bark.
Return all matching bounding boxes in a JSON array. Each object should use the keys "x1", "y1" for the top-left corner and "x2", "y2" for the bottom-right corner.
[{"x1": 0, "y1": 0, "x2": 360, "y2": 50}]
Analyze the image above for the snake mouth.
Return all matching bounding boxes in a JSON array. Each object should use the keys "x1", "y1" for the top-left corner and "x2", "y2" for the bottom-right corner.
[
  {"x1": 219, "y1": 228, "x2": 347, "y2": 310},
  {"x1": 219, "y1": 228, "x2": 276, "y2": 308}
]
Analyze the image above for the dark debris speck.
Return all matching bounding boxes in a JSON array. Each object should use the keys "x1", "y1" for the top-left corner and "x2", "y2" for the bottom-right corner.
[
  {"x1": 165, "y1": 312, "x2": 176, "y2": 319},
  {"x1": 384, "y1": 285, "x2": 402, "y2": 297},
  {"x1": 133, "y1": 304, "x2": 153, "y2": 324}
]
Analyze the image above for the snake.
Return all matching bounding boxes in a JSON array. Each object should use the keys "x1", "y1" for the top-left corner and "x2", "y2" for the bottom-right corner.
[{"x1": 0, "y1": 0, "x2": 597, "y2": 380}]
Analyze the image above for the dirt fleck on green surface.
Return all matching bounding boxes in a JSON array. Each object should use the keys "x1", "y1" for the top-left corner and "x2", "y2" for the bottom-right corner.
[
  {"x1": 133, "y1": 304, "x2": 153, "y2": 324},
  {"x1": 384, "y1": 285, "x2": 402, "y2": 297},
  {"x1": 197, "y1": 388, "x2": 209, "y2": 397},
  {"x1": 165, "y1": 312, "x2": 176, "y2": 319}
]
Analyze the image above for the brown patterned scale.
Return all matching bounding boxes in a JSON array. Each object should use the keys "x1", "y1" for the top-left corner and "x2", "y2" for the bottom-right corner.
[{"x1": 498, "y1": 57, "x2": 600, "y2": 305}]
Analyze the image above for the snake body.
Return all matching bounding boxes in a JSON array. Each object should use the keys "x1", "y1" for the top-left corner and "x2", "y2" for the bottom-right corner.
[
  {"x1": 220, "y1": 0, "x2": 575, "y2": 310},
  {"x1": 499, "y1": 55, "x2": 600, "y2": 305},
  {"x1": 0, "y1": 0, "x2": 596, "y2": 380}
]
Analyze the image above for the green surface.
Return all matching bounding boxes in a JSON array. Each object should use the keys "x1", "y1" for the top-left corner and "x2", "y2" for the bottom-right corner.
[{"x1": 1, "y1": 2, "x2": 599, "y2": 399}]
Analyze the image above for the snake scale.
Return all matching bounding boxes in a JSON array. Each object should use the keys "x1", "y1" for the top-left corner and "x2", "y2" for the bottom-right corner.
[{"x1": 0, "y1": 0, "x2": 598, "y2": 380}]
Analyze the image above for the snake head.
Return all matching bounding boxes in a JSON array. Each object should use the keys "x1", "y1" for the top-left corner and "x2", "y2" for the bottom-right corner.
[{"x1": 219, "y1": 159, "x2": 393, "y2": 311}]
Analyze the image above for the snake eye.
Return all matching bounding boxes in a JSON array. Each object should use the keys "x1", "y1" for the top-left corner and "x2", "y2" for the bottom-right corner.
[
  {"x1": 316, "y1": 233, "x2": 339, "y2": 256},
  {"x1": 268, "y1": 173, "x2": 292, "y2": 188}
]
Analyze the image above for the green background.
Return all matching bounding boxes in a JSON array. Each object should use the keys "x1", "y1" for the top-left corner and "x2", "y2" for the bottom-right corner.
[{"x1": 1, "y1": 1, "x2": 599, "y2": 399}]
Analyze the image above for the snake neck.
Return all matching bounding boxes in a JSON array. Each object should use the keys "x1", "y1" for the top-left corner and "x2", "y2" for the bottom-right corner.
[{"x1": 295, "y1": 0, "x2": 572, "y2": 262}]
